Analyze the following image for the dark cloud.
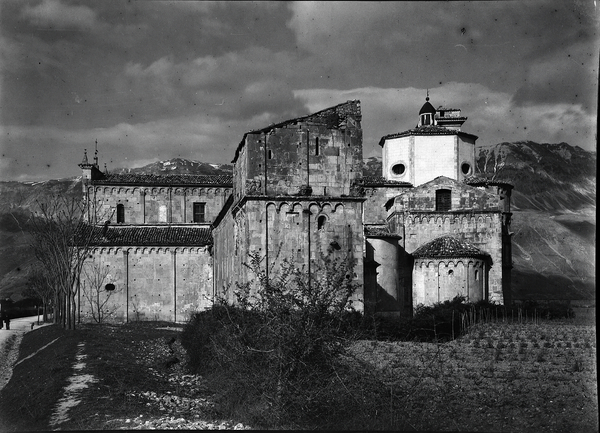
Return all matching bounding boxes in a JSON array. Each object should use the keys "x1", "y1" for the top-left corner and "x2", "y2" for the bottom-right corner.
[
  {"x1": 0, "y1": 0, "x2": 596, "y2": 181},
  {"x1": 512, "y1": 41, "x2": 598, "y2": 113}
]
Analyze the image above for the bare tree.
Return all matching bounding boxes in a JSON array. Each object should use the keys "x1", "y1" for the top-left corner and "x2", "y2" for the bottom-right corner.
[
  {"x1": 28, "y1": 195, "x2": 96, "y2": 330},
  {"x1": 24, "y1": 267, "x2": 54, "y2": 323},
  {"x1": 81, "y1": 261, "x2": 121, "y2": 323}
]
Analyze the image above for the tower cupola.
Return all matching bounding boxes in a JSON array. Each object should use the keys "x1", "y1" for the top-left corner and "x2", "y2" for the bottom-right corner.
[
  {"x1": 418, "y1": 93, "x2": 436, "y2": 127},
  {"x1": 379, "y1": 91, "x2": 478, "y2": 186}
]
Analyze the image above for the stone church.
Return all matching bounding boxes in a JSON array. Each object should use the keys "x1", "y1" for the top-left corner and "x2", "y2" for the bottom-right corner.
[{"x1": 77, "y1": 97, "x2": 513, "y2": 322}]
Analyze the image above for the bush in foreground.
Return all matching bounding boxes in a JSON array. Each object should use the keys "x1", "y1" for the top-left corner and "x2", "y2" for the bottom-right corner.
[{"x1": 181, "y1": 252, "x2": 386, "y2": 428}]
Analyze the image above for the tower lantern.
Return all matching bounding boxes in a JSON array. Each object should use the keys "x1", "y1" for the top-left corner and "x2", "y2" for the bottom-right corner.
[{"x1": 379, "y1": 93, "x2": 478, "y2": 186}]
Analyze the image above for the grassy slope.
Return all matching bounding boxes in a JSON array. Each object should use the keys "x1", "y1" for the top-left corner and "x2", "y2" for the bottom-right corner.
[{"x1": 0, "y1": 318, "x2": 596, "y2": 431}]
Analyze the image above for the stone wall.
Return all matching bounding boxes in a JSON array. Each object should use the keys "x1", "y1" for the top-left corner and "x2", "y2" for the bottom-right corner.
[
  {"x1": 388, "y1": 177, "x2": 506, "y2": 304},
  {"x1": 217, "y1": 101, "x2": 366, "y2": 310},
  {"x1": 79, "y1": 246, "x2": 213, "y2": 323},
  {"x1": 365, "y1": 237, "x2": 405, "y2": 315},
  {"x1": 412, "y1": 258, "x2": 487, "y2": 306},
  {"x1": 363, "y1": 185, "x2": 411, "y2": 224},
  {"x1": 213, "y1": 198, "x2": 366, "y2": 311},
  {"x1": 391, "y1": 176, "x2": 501, "y2": 213},
  {"x1": 87, "y1": 186, "x2": 231, "y2": 224},
  {"x1": 240, "y1": 124, "x2": 363, "y2": 198}
]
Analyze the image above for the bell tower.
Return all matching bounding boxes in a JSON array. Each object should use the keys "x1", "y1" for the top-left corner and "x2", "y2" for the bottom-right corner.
[
  {"x1": 78, "y1": 140, "x2": 104, "y2": 222},
  {"x1": 379, "y1": 93, "x2": 478, "y2": 187}
]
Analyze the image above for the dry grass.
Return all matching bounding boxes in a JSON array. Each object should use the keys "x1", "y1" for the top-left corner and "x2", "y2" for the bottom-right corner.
[
  {"x1": 0, "y1": 319, "x2": 597, "y2": 431},
  {"x1": 0, "y1": 322, "x2": 249, "y2": 431},
  {"x1": 347, "y1": 321, "x2": 598, "y2": 432}
]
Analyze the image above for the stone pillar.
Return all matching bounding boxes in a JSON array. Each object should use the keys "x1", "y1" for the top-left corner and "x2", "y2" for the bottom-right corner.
[
  {"x1": 172, "y1": 250, "x2": 177, "y2": 322},
  {"x1": 141, "y1": 190, "x2": 146, "y2": 224},
  {"x1": 369, "y1": 237, "x2": 401, "y2": 315},
  {"x1": 123, "y1": 250, "x2": 129, "y2": 322}
]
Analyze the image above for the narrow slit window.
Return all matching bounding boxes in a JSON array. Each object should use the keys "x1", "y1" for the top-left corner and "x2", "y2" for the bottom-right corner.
[
  {"x1": 268, "y1": 149, "x2": 273, "y2": 159},
  {"x1": 435, "y1": 189, "x2": 451, "y2": 211},
  {"x1": 116, "y1": 203, "x2": 125, "y2": 223},
  {"x1": 315, "y1": 137, "x2": 320, "y2": 156},
  {"x1": 193, "y1": 202, "x2": 206, "y2": 223}
]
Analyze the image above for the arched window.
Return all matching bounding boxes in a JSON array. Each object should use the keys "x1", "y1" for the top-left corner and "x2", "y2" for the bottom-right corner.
[
  {"x1": 435, "y1": 189, "x2": 451, "y2": 211},
  {"x1": 116, "y1": 204, "x2": 125, "y2": 223},
  {"x1": 317, "y1": 215, "x2": 327, "y2": 230}
]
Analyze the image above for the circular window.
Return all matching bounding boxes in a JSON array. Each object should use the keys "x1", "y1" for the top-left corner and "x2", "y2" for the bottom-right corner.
[
  {"x1": 461, "y1": 162, "x2": 472, "y2": 176},
  {"x1": 105, "y1": 283, "x2": 116, "y2": 292},
  {"x1": 391, "y1": 163, "x2": 406, "y2": 176}
]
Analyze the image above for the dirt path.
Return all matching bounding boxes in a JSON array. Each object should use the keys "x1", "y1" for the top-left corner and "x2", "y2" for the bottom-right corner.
[
  {"x1": 0, "y1": 316, "x2": 49, "y2": 392},
  {"x1": 49, "y1": 342, "x2": 98, "y2": 428}
]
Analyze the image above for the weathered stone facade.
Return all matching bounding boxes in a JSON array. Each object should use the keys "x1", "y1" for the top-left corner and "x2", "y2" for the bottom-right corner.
[
  {"x1": 80, "y1": 245, "x2": 212, "y2": 322},
  {"x1": 214, "y1": 101, "x2": 366, "y2": 310},
  {"x1": 76, "y1": 169, "x2": 231, "y2": 322},
  {"x1": 86, "y1": 175, "x2": 231, "y2": 225},
  {"x1": 76, "y1": 97, "x2": 513, "y2": 322}
]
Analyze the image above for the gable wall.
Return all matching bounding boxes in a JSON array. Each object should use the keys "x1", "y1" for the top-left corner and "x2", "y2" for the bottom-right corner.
[{"x1": 388, "y1": 178, "x2": 505, "y2": 304}]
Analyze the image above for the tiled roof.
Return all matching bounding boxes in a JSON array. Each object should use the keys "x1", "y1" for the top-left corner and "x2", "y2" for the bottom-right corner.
[
  {"x1": 75, "y1": 225, "x2": 213, "y2": 246},
  {"x1": 436, "y1": 107, "x2": 461, "y2": 111},
  {"x1": 463, "y1": 175, "x2": 514, "y2": 189},
  {"x1": 436, "y1": 117, "x2": 467, "y2": 122},
  {"x1": 364, "y1": 225, "x2": 402, "y2": 239},
  {"x1": 412, "y1": 236, "x2": 489, "y2": 259},
  {"x1": 361, "y1": 176, "x2": 412, "y2": 187},
  {"x1": 379, "y1": 126, "x2": 478, "y2": 146},
  {"x1": 93, "y1": 174, "x2": 233, "y2": 186}
]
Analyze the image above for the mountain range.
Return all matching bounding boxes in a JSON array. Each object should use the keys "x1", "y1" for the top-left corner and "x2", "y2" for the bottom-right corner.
[{"x1": 0, "y1": 143, "x2": 595, "y2": 306}]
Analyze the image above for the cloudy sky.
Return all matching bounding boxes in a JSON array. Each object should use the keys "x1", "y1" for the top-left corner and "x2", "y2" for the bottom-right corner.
[{"x1": 1, "y1": 1, "x2": 597, "y2": 181}]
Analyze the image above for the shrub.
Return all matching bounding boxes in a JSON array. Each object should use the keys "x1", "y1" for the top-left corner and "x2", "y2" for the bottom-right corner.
[
  {"x1": 405, "y1": 296, "x2": 473, "y2": 341},
  {"x1": 180, "y1": 251, "x2": 366, "y2": 428},
  {"x1": 518, "y1": 300, "x2": 575, "y2": 320}
]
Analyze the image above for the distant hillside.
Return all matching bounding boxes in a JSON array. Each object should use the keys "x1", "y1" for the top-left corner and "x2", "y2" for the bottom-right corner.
[
  {"x1": 0, "y1": 178, "x2": 83, "y2": 212},
  {"x1": 364, "y1": 141, "x2": 596, "y2": 213},
  {"x1": 476, "y1": 141, "x2": 596, "y2": 212},
  {"x1": 0, "y1": 145, "x2": 595, "y2": 305},
  {"x1": 112, "y1": 158, "x2": 233, "y2": 176},
  {"x1": 361, "y1": 141, "x2": 596, "y2": 304}
]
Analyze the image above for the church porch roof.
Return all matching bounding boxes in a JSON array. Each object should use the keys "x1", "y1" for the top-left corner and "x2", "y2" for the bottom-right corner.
[{"x1": 75, "y1": 225, "x2": 213, "y2": 247}]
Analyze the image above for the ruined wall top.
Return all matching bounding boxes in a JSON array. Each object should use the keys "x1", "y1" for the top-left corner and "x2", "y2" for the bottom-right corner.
[{"x1": 232, "y1": 100, "x2": 361, "y2": 164}]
